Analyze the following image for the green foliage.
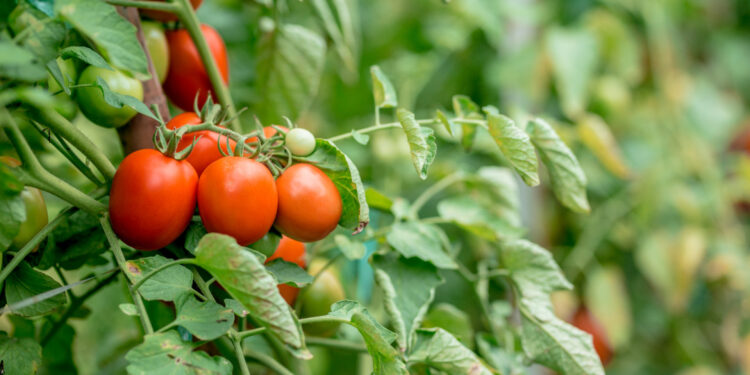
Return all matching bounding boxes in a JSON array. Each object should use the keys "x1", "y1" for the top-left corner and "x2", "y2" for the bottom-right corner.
[{"x1": 125, "y1": 331, "x2": 232, "y2": 375}]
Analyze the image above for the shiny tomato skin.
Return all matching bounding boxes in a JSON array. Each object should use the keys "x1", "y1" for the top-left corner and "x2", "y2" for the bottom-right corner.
[
  {"x1": 109, "y1": 149, "x2": 198, "y2": 251},
  {"x1": 266, "y1": 236, "x2": 306, "y2": 305},
  {"x1": 76, "y1": 66, "x2": 143, "y2": 128},
  {"x1": 0, "y1": 157, "x2": 49, "y2": 250},
  {"x1": 140, "y1": 0, "x2": 202, "y2": 22},
  {"x1": 198, "y1": 157, "x2": 277, "y2": 246},
  {"x1": 275, "y1": 164, "x2": 341, "y2": 242},
  {"x1": 571, "y1": 307, "x2": 613, "y2": 365},
  {"x1": 166, "y1": 112, "x2": 236, "y2": 175},
  {"x1": 164, "y1": 25, "x2": 228, "y2": 112}
]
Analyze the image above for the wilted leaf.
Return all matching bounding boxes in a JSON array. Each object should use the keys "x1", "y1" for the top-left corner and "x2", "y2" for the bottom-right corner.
[
  {"x1": 373, "y1": 253, "x2": 443, "y2": 351},
  {"x1": 194, "y1": 233, "x2": 309, "y2": 358},
  {"x1": 397, "y1": 108, "x2": 437, "y2": 180},
  {"x1": 527, "y1": 118, "x2": 590, "y2": 213}
]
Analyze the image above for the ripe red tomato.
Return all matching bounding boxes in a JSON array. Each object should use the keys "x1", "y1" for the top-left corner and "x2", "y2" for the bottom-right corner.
[
  {"x1": 198, "y1": 157, "x2": 277, "y2": 245},
  {"x1": 140, "y1": 0, "x2": 202, "y2": 22},
  {"x1": 275, "y1": 164, "x2": 341, "y2": 242},
  {"x1": 571, "y1": 306, "x2": 613, "y2": 365},
  {"x1": 109, "y1": 149, "x2": 198, "y2": 250},
  {"x1": 266, "y1": 236, "x2": 306, "y2": 305},
  {"x1": 163, "y1": 25, "x2": 228, "y2": 112},
  {"x1": 166, "y1": 112, "x2": 236, "y2": 175}
]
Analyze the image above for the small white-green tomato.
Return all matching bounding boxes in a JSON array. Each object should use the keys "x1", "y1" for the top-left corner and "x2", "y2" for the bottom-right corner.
[{"x1": 285, "y1": 128, "x2": 316, "y2": 156}]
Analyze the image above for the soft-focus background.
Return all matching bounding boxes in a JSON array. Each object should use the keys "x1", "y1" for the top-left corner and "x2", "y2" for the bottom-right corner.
[{"x1": 9, "y1": 0, "x2": 749, "y2": 374}]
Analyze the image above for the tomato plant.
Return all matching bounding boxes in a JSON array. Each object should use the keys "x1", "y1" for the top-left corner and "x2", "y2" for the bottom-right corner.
[
  {"x1": 1, "y1": 1, "x2": 746, "y2": 375},
  {"x1": 163, "y1": 24, "x2": 228, "y2": 112}
]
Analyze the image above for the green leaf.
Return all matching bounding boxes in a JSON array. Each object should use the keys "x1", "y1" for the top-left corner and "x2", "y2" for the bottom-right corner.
[
  {"x1": 408, "y1": 328, "x2": 492, "y2": 375},
  {"x1": 119, "y1": 303, "x2": 138, "y2": 316},
  {"x1": 194, "y1": 233, "x2": 309, "y2": 359},
  {"x1": 396, "y1": 109, "x2": 437, "y2": 180},
  {"x1": 60, "y1": 46, "x2": 112, "y2": 70},
  {"x1": 0, "y1": 336, "x2": 42, "y2": 375},
  {"x1": 452, "y1": 95, "x2": 482, "y2": 151},
  {"x1": 329, "y1": 300, "x2": 408, "y2": 375},
  {"x1": 437, "y1": 196, "x2": 524, "y2": 240},
  {"x1": 224, "y1": 299, "x2": 249, "y2": 317},
  {"x1": 372, "y1": 253, "x2": 443, "y2": 351},
  {"x1": 0, "y1": 41, "x2": 47, "y2": 82},
  {"x1": 256, "y1": 24, "x2": 326, "y2": 121},
  {"x1": 370, "y1": 66, "x2": 398, "y2": 108},
  {"x1": 265, "y1": 258, "x2": 313, "y2": 287},
  {"x1": 94, "y1": 77, "x2": 157, "y2": 120},
  {"x1": 351, "y1": 129, "x2": 370, "y2": 145},
  {"x1": 124, "y1": 255, "x2": 193, "y2": 302},
  {"x1": 55, "y1": 0, "x2": 149, "y2": 78},
  {"x1": 125, "y1": 331, "x2": 232, "y2": 375},
  {"x1": 301, "y1": 139, "x2": 369, "y2": 233},
  {"x1": 486, "y1": 112, "x2": 540, "y2": 186},
  {"x1": 0, "y1": 188, "x2": 25, "y2": 252},
  {"x1": 311, "y1": 0, "x2": 359, "y2": 79},
  {"x1": 173, "y1": 296, "x2": 234, "y2": 341},
  {"x1": 5, "y1": 263, "x2": 67, "y2": 317},
  {"x1": 422, "y1": 303, "x2": 474, "y2": 350},
  {"x1": 365, "y1": 187, "x2": 393, "y2": 212},
  {"x1": 527, "y1": 118, "x2": 590, "y2": 213},
  {"x1": 184, "y1": 221, "x2": 207, "y2": 254},
  {"x1": 435, "y1": 109, "x2": 454, "y2": 135},
  {"x1": 54, "y1": 229, "x2": 109, "y2": 270},
  {"x1": 334, "y1": 234, "x2": 366, "y2": 260},
  {"x1": 11, "y1": 6, "x2": 65, "y2": 62},
  {"x1": 546, "y1": 27, "x2": 598, "y2": 118},
  {"x1": 40, "y1": 322, "x2": 76, "y2": 373},
  {"x1": 386, "y1": 222, "x2": 456, "y2": 269},
  {"x1": 475, "y1": 334, "x2": 526, "y2": 375}
]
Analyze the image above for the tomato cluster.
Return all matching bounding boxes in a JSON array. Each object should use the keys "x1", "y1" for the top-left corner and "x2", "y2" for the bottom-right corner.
[{"x1": 108, "y1": 120, "x2": 341, "y2": 252}]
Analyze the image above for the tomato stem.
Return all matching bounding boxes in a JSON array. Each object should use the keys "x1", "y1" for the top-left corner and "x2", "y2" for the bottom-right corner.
[
  {"x1": 232, "y1": 336, "x2": 252, "y2": 375},
  {"x1": 408, "y1": 172, "x2": 464, "y2": 219},
  {"x1": 245, "y1": 348, "x2": 295, "y2": 375},
  {"x1": 172, "y1": 0, "x2": 241, "y2": 132},
  {"x1": 100, "y1": 216, "x2": 154, "y2": 334}
]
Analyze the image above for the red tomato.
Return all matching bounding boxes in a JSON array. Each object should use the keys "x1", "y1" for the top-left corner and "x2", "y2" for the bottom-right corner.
[
  {"x1": 198, "y1": 157, "x2": 277, "y2": 245},
  {"x1": 266, "y1": 236, "x2": 306, "y2": 305},
  {"x1": 275, "y1": 164, "x2": 341, "y2": 242},
  {"x1": 109, "y1": 149, "x2": 198, "y2": 250},
  {"x1": 163, "y1": 25, "x2": 228, "y2": 112},
  {"x1": 166, "y1": 112, "x2": 236, "y2": 175},
  {"x1": 140, "y1": 0, "x2": 203, "y2": 22},
  {"x1": 571, "y1": 306, "x2": 613, "y2": 365}
]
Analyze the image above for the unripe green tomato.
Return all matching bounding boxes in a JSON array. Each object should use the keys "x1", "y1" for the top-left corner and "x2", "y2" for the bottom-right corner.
[
  {"x1": 0, "y1": 157, "x2": 49, "y2": 251},
  {"x1": 285, "y1": 128, "x2": 316, "y2": 156},
  {"x1": 76, "y1": 66, "x2": 143, "y2": 128},
  {"x1": 141, "y1": 21, "x2": 169, "y2": 84},
  {"x1": 300, "y1": 260, "x2": 345, "y2": 337}
]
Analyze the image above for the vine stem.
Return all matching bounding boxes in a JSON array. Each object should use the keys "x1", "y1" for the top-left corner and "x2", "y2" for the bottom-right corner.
[
  {"x1": 408, "y1": 172, "x2": 464, "y2": 219},
  {"x1": 1, "y1": 108, "x2": 107, "y2": 215},
  {"x1": 306, "y1": 337, "x2": 367, "y2": 352},
  {"x1": 326, "y1": 119, "x2": 436, "y2": 142},
  {"x1": 99, "y1": 216, "x2": 153, "y2": 334},
  {"x1": 130, "y1": 258, "x2": 197, "y2": 292},
  {"x1": 233, "y1": 337, "x2": 252, "y2": 375},
  {"x1": 245, "y1": 350, "x2": 294, "y2": 375},
  {"x1": 106, "y1": 0, "x2": 178, "y2": 10},
  {"x1": 235, "y1": 316, "x2": 348, "y2": 340},
  {"x1": 28, "y1": 108, "x2": 116, "y2": 180},
  {"x1": 172, "y1": 0, "x2": 241, "y2": 132}
]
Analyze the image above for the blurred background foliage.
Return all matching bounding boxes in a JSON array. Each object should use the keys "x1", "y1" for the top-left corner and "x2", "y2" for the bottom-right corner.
[{"x1": 3, "y1": 0, "x2": 750, "y2": 374}]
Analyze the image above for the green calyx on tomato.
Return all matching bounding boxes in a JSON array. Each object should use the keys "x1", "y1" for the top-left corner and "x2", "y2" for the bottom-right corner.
[
  {"x1": 197, "y1": 157, "x2": 277, "y2": 246},
  {"x1": 141, "y1": 21, "x2": 169, "y2": 84},
  {"x1": 275, "y1": 163, "x2": 342, "y2": 242},
  {"x1": 109, "y1": 149, "x2": 198, "y2": 251},
  {"x1": 76, "y1": 66, "x2": 143, "y2": 128},
  {"x1": 165, "y1": 112, "x2": 236, "y2": 175},
  {"x1": 0, "y1": 157, "x2": 49, "y2": 251},
  {"x1": 164, "y1": 25, "x2": 228, "y2": 112},
  {"x1": 300, "y1": 259, "x2": 345, "y2": 336}
]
